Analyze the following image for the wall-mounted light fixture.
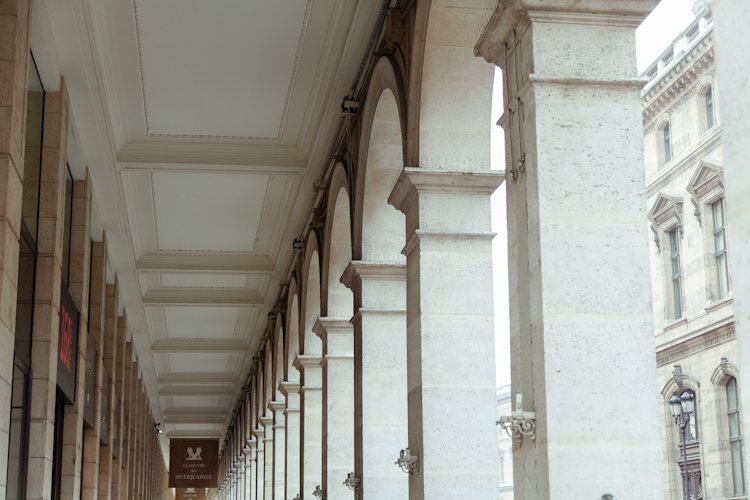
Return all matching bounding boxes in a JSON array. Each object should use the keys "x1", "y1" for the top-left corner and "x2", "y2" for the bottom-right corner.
[
  {"x1": 395, "y1": 448, "x2": 419, "y2": 474},
  {"x1": 497, "y1": 393, "x2": 535, "y2": 440},
  {"x1": 312, "y1": 485, "x2": 326, "y2": 500}
]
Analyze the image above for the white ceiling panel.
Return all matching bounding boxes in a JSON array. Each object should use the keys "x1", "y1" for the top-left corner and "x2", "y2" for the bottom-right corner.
[
  {"x1": 164, "y1": 307, "x2": 240, "y2": 339},
  {"x1": 160, "y1": 273, "x2": 249, "y2": 289},
  {"x1": 168, "y1": 353, "x2": 230, "y2": 373},
  {"x1": 152, "y1": 172, "x2": 269, "y2": 251},
  {"x1": 135, "y1": 0, "x2": 311, "y2": 138}
]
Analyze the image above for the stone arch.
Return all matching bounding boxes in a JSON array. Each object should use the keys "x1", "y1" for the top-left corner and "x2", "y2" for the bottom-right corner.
[
  {"x1": 408, "y1": 0, "x2": 494, "y2": 171},
  {"x1": 285, "y1": 277, "x2": 301, "y2": 382},
  {"x1": 300, "y1": 235, "x2": 322, "y2": 356},
  {"x1": 253, "y1": 363, "x2": 264, "y2": 428},
  {"x1": 710, "y1": 358, "x2": 743, "y2": 497},
  {"x1": 321, "y1": 163, "x2": 353, "y2": 318},
  {"x1": 264, "y1": 342, "x2": 274, "y2": 413},
  {"x1": 353, "y1": 56, "x2": 407, "y2": 262}
]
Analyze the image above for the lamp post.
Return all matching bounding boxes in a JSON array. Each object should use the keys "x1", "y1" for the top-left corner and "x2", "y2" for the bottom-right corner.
[{"x1": 669, "y1": 391, "x2": 695, "y2": 500}]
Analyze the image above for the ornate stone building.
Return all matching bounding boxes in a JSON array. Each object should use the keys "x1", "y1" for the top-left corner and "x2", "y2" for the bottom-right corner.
[
  {"x1": 496, "y1": 386, "x2": 514, "y2": 500},
  {"x1": 643, "y1": 3, "x2": 745, "y2": 499}
]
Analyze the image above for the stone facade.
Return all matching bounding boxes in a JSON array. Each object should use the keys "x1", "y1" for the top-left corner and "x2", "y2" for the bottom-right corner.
[{"x1": 643, "y1": 4, "x2": 746, "y2": 499}]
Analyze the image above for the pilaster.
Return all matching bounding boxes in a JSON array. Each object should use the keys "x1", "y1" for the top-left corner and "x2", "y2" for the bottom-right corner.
[
  {"x1": 279, "y1": 381, "x2": 301, "y2": 500},
  {"x1": 98, "y1": 283, "x2": 118, "y2": 500},
  {"x1": 27, "y1": 78, "x2": 69, "y2": 500},
  {"x1": 259, "y1": 414, "x2": 273, "y2": 500},
  {"x1": 268, "y1": 400, "x2": 285, "y2": 500},
  {"x1": 251, "y1": 426, "x2": 265, "y2": 500},
  {"x1": 475, "y1": 2, "x2": 662, "y2": 498}
]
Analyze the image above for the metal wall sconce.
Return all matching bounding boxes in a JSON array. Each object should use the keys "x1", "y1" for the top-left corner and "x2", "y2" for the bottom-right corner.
[
  {"x1": 395, "y1": 448, "x2": 419, "y2": 474},
  {"x1": 343, "y1": 473, "x2": 361, "y2": 499},
  {"x1": 293, "y1": 495, "x2": 301, "y2": 500},
  {"x1": 497, "y1": 393, "x2": 536, "y2": 440},
  {"x1": 312, "y1": 485, "x2": 326, "y2": 500}
]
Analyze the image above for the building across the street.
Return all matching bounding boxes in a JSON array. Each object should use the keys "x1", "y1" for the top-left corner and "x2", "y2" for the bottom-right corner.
[
  {"x1": 496, "y1": 386, "x2": 514, "y2": 500},
  {"x1": 642, "y1": 2, "x2": 744, "y2": 499}
]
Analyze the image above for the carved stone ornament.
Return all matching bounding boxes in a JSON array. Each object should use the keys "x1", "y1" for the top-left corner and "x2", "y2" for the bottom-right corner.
[
  {"x1": 648, "y1": 192, "x2": 684, "y2": 246},
  {"x1": 721, "y1": 357, "x2": 730, "y2": 375},
  {"x1": 673, "y1": 364, "x2": 683, "y2": 388}
]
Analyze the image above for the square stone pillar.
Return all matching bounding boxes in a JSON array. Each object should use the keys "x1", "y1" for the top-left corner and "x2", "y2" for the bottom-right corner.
[
  {"x1": 714, "y1": 0, "x2": 750, "y2": 488},
  {"x1": 388, "y1": 170, "x2": 501, "y2": 500},
  {"x1": 126, "y1": 368, "x2": 141, "y2": 500},
  {"x1": 83, "y1": 239, "x2": 108, "y2": 500},
  {"x1": 60, "y1": 172, "x2": 93, "y2": 500},
  {"x1": 312, "y1": 318, "x2": 354, "y2": 500},
  {"x1": 119, "y1": 344, "x2": 134, "y2": 500},
  {"x1": 0, "y1": 4, "x2": 32, "y2": 497},
  {"x1": 341, "y1": 261, "x2": 408, "y2": 500},
  {"x1": 110, "y1": 315, "x2": 127, "y2": 500},
  {"x1": 268, "y1": 401, "x2": 285, "y2": 499},
  {"x1": 279, "y1": 382, "x2": 300, "y2": 500},
  {"x1": 98, "y1": 282, "x2": 119, "y2": 500},
  {"x1": 27, "y1": 78, "x2": 70, "y2": 500},
  {"x1": 242, "y1": 440, "x2": 256, "y2": 500},
  {"x1": 251, "y1": 427, "x2": 264, "y2": 500},
  {"x1": 292, "y1": 355, "x2": 321, "y2": 500},
  {"x1": 259, "y1": 415, "x2": 273, "y2": 500},
  {"x1": 475, "y1": 1, "x2": 663, "y2": 498}
]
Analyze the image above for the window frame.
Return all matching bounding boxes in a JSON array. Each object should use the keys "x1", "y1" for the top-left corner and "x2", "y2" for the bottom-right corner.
[{"x1": 670, "y1": 228, "x2": 684, "y2": 320}]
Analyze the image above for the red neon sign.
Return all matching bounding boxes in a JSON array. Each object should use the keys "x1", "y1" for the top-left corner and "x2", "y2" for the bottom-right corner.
[{"x1": 59, "y1": 304, "x2": 74, "y2": 372}]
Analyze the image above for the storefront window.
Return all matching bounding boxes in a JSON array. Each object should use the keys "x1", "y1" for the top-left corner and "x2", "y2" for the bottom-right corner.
[{"x1": 6, "y1": 364, "x2": 31, "y2": 500}]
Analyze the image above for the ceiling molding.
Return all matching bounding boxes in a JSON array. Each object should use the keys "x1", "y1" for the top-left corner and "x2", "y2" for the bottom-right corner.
[
  {"x1": 166, "y1": 430, "x2": 222, "y2": 439},
  {"x1": 163, "y1": 415, "x2": 227, "y2": 424},
  {"x1": 157, "y1": 373, "x2": 239, "y2": 385},
  {"x1": 159, "y1": 385, "x2": 236, "y2": 396},
  {"x1": 136, "y1": 253, "x2": 275, "y2": 273},
  {"x1": 151, "y1": 340, "x2": 250, "y2": 353},
  {"x1": 142, "y1": 289, "x2": 264, "y2": 306},
  {"x1": 120, "y1": 162, "x2": 304, "y2": 175},
  {"x1": 162, "y1": 407, "x2": 230, "y2": 416}
]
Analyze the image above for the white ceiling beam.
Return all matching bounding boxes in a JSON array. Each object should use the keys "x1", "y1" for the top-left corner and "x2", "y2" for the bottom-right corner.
[
  {"x1": 142, "y1": 289, "x2": 264, "y2": 306},
  {"x1": 157, "y1": 373, "x2": 239, "y2": 385},
  {"x1": 119, "y1": 162, "x2": 304, "y2": 175},
  {"x1": 117, "y1": 142, "x2": 308, "y2": 168},
  {"x1": 151, "y1": 339, "x2": 249, "y2": 353},
  {"x1": 136, "y1": 252, "x2": 274, "y2": 273},
  {"x1": 166, "y1": 430, "x2": 222, "y2": 439},
  {"x1": 162, "y1": 407, "x2": 230, "y2": 416},
  {"x1": 163, "y1": 415, "x2": 227, "y2": 424}
]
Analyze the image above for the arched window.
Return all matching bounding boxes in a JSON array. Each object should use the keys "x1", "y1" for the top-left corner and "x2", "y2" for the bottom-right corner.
[
  {"x1": 663, "y1": 122, "x2": 672, "y2": 163},
  {"x1": 705, "y1": 86, "x2": 715, "y2": 129},
  {"x1": 726, "y1": 377, "x2": 744, "y2": 495}
]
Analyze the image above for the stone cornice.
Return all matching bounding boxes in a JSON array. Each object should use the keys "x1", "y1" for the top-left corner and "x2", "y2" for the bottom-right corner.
[{"x1": 641, "y1": 33, "x2": 714, "y2": 120}]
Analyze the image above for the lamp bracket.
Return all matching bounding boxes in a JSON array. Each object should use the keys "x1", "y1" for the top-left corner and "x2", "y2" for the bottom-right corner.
[{"x1": 497, "y1": 393, "x2": 536, "y2": 441}]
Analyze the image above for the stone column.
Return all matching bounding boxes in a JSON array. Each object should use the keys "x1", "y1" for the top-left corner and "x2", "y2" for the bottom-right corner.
[
  {"x1": 242, "y1": 442, "x2": 255, "y2": 500},
  {"x1": 98, "y1": 283, "x2": 119, "y2": 500},
  {"x1": 61, "y1": 172, "x2": 93, "y2": 500},
  {"x1": 252, "y1": 427, "x2": 264, "y2": 500},
  {"x1": 292, "y1": 355, "x2": 321, "y2": 500},
  {"x1": 312, "y1": 318, "x2": 354, "y2": 500},
  {"x1": 126, "y1": 368, "x2": 141, "y2": 500},
  {"x1": 0, "y1": 8, "x2": 31, "y2": 497},
  {"x1": 714, "y1": 0, "x2": 750, "y2": 487},
  {"x1": 279, "y1": 382, "x2": 300, "y2": 500},
  {"x1": 27, "y1": 78, "x2": 69, "y2": 500},
  {"x1": 119, "y1": 344, "x2": 134, "y2": 500},
  {"x1": 341, "y1": 262, "x2": 408, "y2": 499},
  {"x1": 474, "y1": 1, "x2": 663, "y2": 498},
  {"x1": 259, "y1": 414, "x2": 273, "y2": 500},
  {"x1": 268, "y1": 401, "x2": 285, "y2": 499},
  {"x1": 82, "y1": 239, "x2": 108, "y2": 500}
]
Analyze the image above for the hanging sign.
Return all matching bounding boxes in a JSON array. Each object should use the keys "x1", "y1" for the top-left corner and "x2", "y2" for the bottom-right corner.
[
  {"x1": 175, "y1": 488, "x2": 206, "y2": 500},
  {"x1": 57, "y1": 283, "x2": 79, "y2": 404},
  {"x1": 169, "y1": 439, "x2": 219, "y2": 488}
]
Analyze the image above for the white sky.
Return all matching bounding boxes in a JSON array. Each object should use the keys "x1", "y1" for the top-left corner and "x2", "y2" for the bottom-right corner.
[{"x1": 491, "y1": 0, "x2": 698, "y2": 388}]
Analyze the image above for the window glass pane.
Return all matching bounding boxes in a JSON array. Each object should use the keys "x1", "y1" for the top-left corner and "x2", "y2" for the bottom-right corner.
[
  {"x1": 728, "y1": 378, "x2": 738, "y2": 409},
  {"x1": 713, "y1": 199, "x2": 724, "y2": 229},
  {"x1": 706, "y1": 87, "x2": 715, "y2": 129},
  {"x1": 664, "y1": 123, "x2": 672, "y2": 162},
  {"x1": 670, "y1": 229, "x2": 678, "y2": 255},
  {"x1": 714, "y1": 231, "x2": 726, "y2": 253},
  {"x1": 718, "y1": 254, "x2": 729, "y2": 299},
  {"x1": 22, "y1": 53, "x2": 45, "y2": 242},
  {"x1": 673, "y1": 279, "x2": 682, "y2": 319},
  {"x1": 731, "y1": 440, "x2": 744, "y2": 495},
  {"x1": 729, "y1": 412, "x2": 740, "y2": 438}
]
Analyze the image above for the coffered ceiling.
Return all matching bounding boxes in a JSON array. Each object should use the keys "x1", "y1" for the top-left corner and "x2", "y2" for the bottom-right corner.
[{"x1": 34, "y1": 0, "x2": 385, "y2": 448}]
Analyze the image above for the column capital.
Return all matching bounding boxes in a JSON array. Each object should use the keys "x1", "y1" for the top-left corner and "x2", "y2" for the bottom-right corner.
[
  {"x1": 268, "y1": 400, "x2": 285, "y2": 415},
  {"x1": 388, "y1": 168, "x2": 504, "y2": 214},
  {"x1": 279, "y1": 380, "x2": 301, "y2": 397}
]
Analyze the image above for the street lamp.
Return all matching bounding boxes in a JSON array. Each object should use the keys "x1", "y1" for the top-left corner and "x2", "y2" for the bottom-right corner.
[{"x1": 670, "y1": 391, "x2": 695, "y2": 500}]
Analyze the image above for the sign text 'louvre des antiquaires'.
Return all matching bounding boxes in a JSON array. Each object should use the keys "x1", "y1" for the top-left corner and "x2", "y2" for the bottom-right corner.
[
  {"x1": 57, "y1": 284, "x2": 79, "y2": 404},
  {"x1": 169, "y1": 439, "x2": 219, "y2": 488},
  {"x1": 175, "y1": 488, "x2": 206, "y2": 500}
]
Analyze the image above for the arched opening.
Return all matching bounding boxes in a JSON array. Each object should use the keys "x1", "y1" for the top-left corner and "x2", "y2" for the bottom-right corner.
[
  {"x1": 286, "y1": 283, "x2": 300, "y2": 382},
  {"x1": 273, "y1": 323, "x2": 284, "y2": 399},
  {"x1": 302, "y1": 245, "x2": 321, "y2": 356},
  {"x1": 326, "y1": 185, "x2": 353, "y2": 318},
  {"x1": 361, "y1": 88, "x2": 405, "y2": 261}
]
